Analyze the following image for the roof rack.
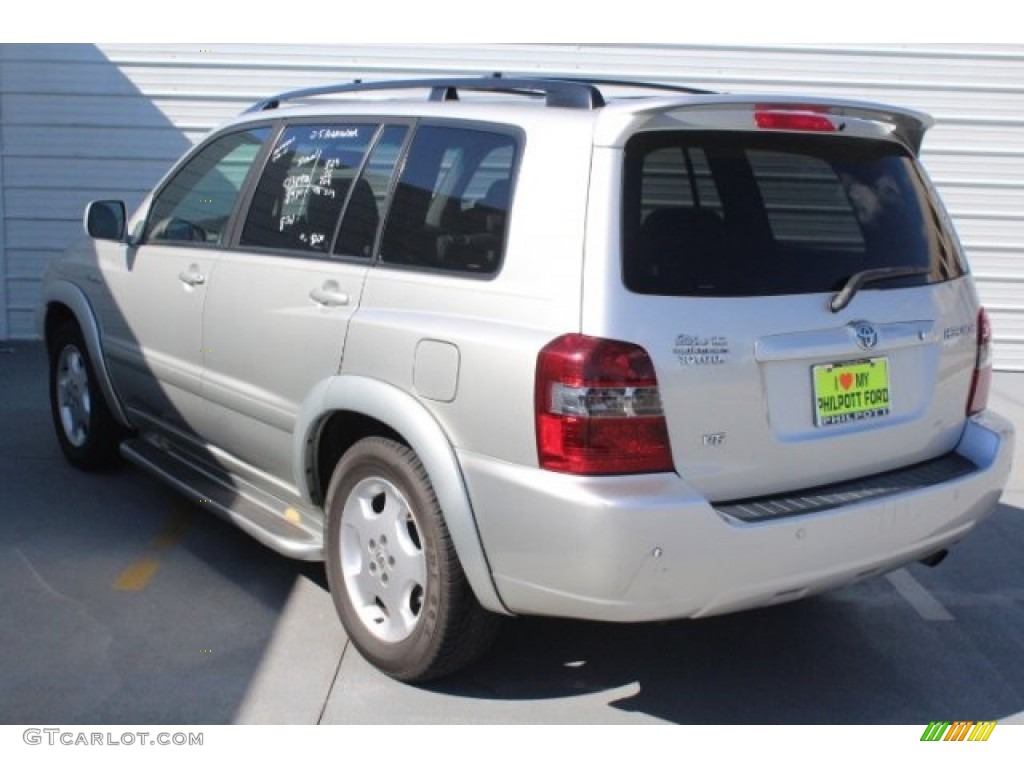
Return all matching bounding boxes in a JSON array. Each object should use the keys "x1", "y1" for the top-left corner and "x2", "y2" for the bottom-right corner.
[
  {"x1": 245, "y1": 76, "x2": 609, "y2": 113},
  {"x1": 553, "y1": 77, "x2": 714, "y2": 96}
]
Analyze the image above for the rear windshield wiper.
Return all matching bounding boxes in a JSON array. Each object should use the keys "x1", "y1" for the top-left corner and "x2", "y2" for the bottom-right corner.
[{"x1": 829, "y1": 266, "x2": 932, "y2": 313}]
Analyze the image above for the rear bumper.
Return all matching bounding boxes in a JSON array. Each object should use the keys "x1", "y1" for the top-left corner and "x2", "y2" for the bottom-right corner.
[{"x1": 461, "y1": 410, "x2": 1013, "y2": 622}]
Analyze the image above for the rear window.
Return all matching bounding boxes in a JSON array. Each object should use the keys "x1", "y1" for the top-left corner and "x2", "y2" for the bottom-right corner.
[{"x1": 623, "y1": 131, "x2": 966, "y2": 297}]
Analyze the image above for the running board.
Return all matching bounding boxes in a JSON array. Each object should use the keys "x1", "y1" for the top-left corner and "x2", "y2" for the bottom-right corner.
[{"x1": 120, "y1": 437, "x2": 324, "y2": 561}]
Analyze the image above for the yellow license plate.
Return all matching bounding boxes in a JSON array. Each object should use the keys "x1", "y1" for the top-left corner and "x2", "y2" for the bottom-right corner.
[{"x1": 813, "y1": 358, "x2": 891, "y2": 427}]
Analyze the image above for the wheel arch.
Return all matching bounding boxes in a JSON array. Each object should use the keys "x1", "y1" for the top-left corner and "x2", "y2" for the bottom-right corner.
[
  {"x1": 41, "y1": 280, "x2": 132, "y2": 430},
  {"x1": 294, "y1": 376, "x2": 509, "y2": 616}
]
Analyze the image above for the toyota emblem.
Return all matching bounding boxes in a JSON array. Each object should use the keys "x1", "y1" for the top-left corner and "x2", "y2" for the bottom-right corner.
[{"x1": 851, "y1": 321, "x2": 878, "y2": 350}]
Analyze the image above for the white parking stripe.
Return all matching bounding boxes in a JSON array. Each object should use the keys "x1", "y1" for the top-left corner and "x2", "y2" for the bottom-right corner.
[{"x1": 885, "y1": 568, "x2": 954, "y2": 621}]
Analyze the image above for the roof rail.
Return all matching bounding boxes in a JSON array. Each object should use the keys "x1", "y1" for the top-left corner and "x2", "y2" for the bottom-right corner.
[
  {"x1": 554, "y1": 77, "x2": 714, "y2": 96},
  {"x1": 245, "y1": 76, "x2": 607, "y2": 113}
]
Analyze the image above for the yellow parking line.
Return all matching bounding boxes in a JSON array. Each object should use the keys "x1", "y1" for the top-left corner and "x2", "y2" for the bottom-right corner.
[
  {"x1": 151, "y1": 507, "x2": 195, "y2": 551},
  {"x1": 113, "y1": 557, "x2": 162, "y2": 591},
  {"x1": 113, "y1": 506, "x2": 195, "y2": 592}
]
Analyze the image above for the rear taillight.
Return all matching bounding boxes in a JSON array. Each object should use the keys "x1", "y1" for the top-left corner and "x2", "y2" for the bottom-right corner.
[
  {"x1": 535, "y1": 334, "x2": 674, "y2": 475},
  {"x1": 968, "y1": 308, "x2": 992, "y2": 416}
]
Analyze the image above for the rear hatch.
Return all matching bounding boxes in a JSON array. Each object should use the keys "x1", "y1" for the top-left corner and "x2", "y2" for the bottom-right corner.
[{"x1": 594, "y1": 105, "x2": 983, "y2": 501}]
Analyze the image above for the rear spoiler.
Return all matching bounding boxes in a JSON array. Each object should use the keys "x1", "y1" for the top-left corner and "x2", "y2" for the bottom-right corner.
[{"x1": 633, "y1": 94, "x2": 935, "y2": 156}]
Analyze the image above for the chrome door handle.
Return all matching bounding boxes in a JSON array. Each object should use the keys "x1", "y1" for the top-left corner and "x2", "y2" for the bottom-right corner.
[
  {"x1": 178, "y1": 267, "x2": 206, "y2": 286},
  {"x1": 310, "y1": 283, "x2": 350, "y2": 307}
]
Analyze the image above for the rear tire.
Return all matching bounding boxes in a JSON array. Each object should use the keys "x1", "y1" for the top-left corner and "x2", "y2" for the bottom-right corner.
[
  {"x1": 48, "y1": 321, "x2": 124, "y2": 470},
  {"x1": 324, "y1": 437, "x2": 499, "y2": 682}
]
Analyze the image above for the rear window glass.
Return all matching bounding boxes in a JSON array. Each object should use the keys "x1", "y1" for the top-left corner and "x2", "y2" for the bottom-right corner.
[{"x1": 623, "y1": 131, "x2": 965, "y2": 297}]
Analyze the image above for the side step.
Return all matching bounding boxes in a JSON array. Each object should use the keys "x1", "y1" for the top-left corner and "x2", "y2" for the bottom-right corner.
[{"x1": 121, "y1": 437, "x2": 324, "y2": 561}]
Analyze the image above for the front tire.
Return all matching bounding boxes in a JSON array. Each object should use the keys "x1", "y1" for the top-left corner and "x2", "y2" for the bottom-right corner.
[
  {"x1": 324, "y1": 437, "x2": 499, "y2": 682},
  {"x1": 48, "y1": 321, "x2": 124, "y2": 470}
]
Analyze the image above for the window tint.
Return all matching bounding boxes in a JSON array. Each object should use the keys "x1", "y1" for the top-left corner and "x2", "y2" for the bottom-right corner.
[
  {"x1": 640, "y1": 146, "x2": 721, "y2": 216},
  {"x1": 748, "y1": 150, "x2": 864, "y2": 249},
  {"x1": 334, "y1": 125, "x2": 408, "y2": 259},
  {"x1": 623, "y1": 131, "x2": 965, "y2": 297},
  {"x1": 240, "y1": 123, "x2": 378, "y2": 254},
  {"x1": 379, "y1": 125, "x2": 517, "y2": 275},
  {"x1": 145, "y1": 127, "x2": 270, "y2": 245}
]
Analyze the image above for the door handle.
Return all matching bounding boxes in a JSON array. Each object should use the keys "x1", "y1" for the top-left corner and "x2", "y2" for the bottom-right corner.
[
  {"x1": 178, "y1": 266, "x2": 206, "y2": 286},
  {"x1": 310, "y1": 282, "x2": 350, "y2": 307}
]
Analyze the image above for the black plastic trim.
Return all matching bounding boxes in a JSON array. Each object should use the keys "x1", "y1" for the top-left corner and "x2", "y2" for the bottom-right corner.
[
  {"x1": 713, "y1": 453, "x2": 979, "y2": 522},
  {"x1": 245, "y1": 77, "x2": 608, "y2": 112}
]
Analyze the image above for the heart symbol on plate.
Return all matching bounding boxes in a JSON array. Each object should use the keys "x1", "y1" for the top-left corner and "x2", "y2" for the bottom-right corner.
[{"x1": 839, "y1": 372, "x2": 854, "y2": 391}]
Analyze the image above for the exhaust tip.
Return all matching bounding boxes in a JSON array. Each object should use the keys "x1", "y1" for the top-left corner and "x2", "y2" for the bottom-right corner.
[{"x1": 918, "y1": 549, "x2": 949, "y2": 568}]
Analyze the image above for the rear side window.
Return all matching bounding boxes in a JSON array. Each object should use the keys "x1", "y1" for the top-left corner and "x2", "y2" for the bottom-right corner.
[
  {"x1": 623, "y1": 131, "x2": 965, "y2": 297},
  {"x1": 334, "y1": 124, "x2": 408, "y2": 259},
  {"x1": 241, "y1": 123, "x2": 378, "y2": 254},
  {"x1": 379, "y1": 124, "x2": 518, "y2": 276}
]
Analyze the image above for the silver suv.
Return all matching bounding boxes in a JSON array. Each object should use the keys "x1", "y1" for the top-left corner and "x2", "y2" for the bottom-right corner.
[{"x1": 40, "y1": 77, "x2": 1015, "y2": 681}]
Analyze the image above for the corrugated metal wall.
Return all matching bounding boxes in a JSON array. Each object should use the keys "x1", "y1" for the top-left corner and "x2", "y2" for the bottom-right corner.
[{"x1": 2, "y1": 43, "x2": 1023, "y2": 367}]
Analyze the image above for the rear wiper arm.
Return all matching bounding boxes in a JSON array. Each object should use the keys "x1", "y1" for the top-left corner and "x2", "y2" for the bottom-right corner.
[{"x1": 829, "y1": 266, "x2": 931, "y2": 313}]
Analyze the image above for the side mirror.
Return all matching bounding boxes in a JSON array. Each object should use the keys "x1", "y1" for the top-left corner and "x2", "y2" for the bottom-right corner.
[{"x1": 84, "y1": 200, "x2": 127, "y2": 241}]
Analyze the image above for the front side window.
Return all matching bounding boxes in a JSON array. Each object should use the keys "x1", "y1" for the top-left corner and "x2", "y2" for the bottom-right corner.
[
  {"x1": 623, "y1": 131, "x2": 965, "y2": 297},
  {"x1": 240, "y1": 123, "x2": 379, "y2": 254},
  {"x1": 144, "y1": 127, "x2": 270, "y2": 245},
  {"x1": 379, "y1": 124, "x2": 518, "y2": 276}
]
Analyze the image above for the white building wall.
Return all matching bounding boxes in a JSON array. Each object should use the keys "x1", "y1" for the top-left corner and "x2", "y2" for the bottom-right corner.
[{"x1": 2, "y1": 43, "x2": 1023, "y2": 367}]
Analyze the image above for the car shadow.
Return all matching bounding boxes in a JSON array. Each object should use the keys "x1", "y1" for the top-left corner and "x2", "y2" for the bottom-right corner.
[
  {"x1": 0, "y1": 44, "x2": 307, "y2": 725},
  {"x1": 428, "y1": 501, "x2": 1024, "y2": 724}
]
